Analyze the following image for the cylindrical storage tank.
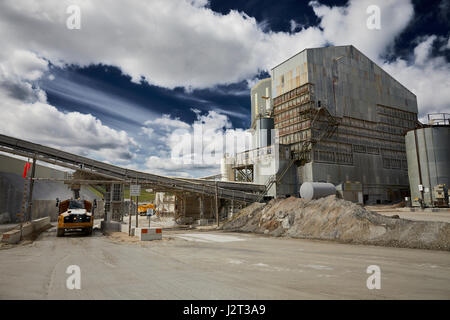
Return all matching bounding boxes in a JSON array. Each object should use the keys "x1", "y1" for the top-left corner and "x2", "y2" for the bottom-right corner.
[
  {"x1": 257, "y1": 117, "x2": 274, "y2": 148},
  {"x1": 405, "y1": 125, "x2": 450, "y2": 207},
  {"x1": 220, "y1": 157, "x2": 234, "y2": 182},
  {"x1": 300, "y1": 182, "x2": 336, "y2": 200}
]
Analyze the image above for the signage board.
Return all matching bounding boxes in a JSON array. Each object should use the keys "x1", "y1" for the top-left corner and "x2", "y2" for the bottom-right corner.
[{"x1": 130, "y1": 184, "x2": 141, "y2": 196}]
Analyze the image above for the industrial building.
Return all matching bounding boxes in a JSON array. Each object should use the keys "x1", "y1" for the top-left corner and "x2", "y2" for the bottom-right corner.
[{"x1": 223, "y1": 45, "x2": 419, "y2": 204}]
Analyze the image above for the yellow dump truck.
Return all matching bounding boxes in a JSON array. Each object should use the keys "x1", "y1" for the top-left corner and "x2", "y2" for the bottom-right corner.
[
  {"x1": 138, "y1": 203, "x2": 155, "y2": 216},
  {"x1": 56, "y1": 199, "x2": 95, "y2": 237}
]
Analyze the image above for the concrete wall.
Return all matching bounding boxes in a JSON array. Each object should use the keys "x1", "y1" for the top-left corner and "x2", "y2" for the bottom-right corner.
[
  {"x1": 0, "y1": 174, "x2": 23, "y2": 223},
  {"x1": 1, "y1": 154, "x2": 102, "y2": 222},
  {"x1": 0, "y1": 154, "x2": 68, "y2": 179},
  {"x1": 2, "y1": 217, "x2": 51, "y2": 244}
]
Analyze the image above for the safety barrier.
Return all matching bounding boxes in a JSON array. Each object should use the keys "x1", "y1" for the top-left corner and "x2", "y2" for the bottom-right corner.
[
  {"x1": 1, "y1": 217, "x2": 51, "y2": 244},
  {"x1": 134, "y1": 227, "x2": 162, "y2": 241}
]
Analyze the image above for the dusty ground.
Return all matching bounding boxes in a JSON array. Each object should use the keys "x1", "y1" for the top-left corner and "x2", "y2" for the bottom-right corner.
[
  {"x1": 107, "y1": 231, "x2": 141, "y2": 244},
  {"x1": 222, "y1": 196, "x2": 450, "y2": 251},
  {"x1": 366, "y1": 205, "x2": 450, "y2": 223},
  {"x1": 0, "y1": 225, "x2": 449, "y2": 299}
]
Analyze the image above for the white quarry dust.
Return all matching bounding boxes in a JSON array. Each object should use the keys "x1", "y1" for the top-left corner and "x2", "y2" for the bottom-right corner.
[
  {"x1": 222, "y1": 196, "x2": 450, "y2": 251},
  {"x1": 174, "y1": 233, "x2": 246, "y2": 243}
]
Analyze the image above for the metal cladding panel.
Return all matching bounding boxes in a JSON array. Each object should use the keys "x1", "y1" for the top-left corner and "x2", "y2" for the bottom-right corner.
[
  {"x1": 259, "y1": 118, "x2": 274, "y2": 148},
  {"x1": 251, "y1": 78, "x2": 272, "y2": 127},
  {"x1": 269, "y1": 45, "x2": 418, "y2": 203},
  {"x1": 427, "y1": 127, "x2": 450, "y2": 187},
  {"x1": 406, "y1": 127, "x2": 450, "y2": 206},
  {"x1": 271, "y1": 50, "x2": 308, "y2": 98},
  {"x1": 405, "y1": 130, "x2": 420, "y2": 203},
  {"x1": 306, "y1": 45, "x2": 418, "y2": 121},
  {"x1": 259, "y1": 117, "x2": 274, "y2": 130},
  {"x1": 254, "y1": 117, "x2": 274, "y2": 148}
]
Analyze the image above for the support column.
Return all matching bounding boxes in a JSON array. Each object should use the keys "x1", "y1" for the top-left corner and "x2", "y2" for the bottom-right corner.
[
  {"x1": 120, "y1": 182, "x2": 124, "y2": 222},
  {"x1": 215, "y1": 181, "x2": 219, "y2": 227},
  {"x1": 230, "y1": 198, "x2": 234, "y2": 219},
  {"x1": 128, "y1": 196, "x2": 132, "y2": 236},
  {"x1": 199, "y1": 195, "x2": 204, "y2": 218},
  {"x1": 135, "y1": 195, "x2": 139, "y2": 227},
  {"x1": 182, "y1": 194, "x2": 186, "y2": 218},
  {"x1": 104, "y1": 183, "x2": 113, "y2": 222},
  {"x1": 174, "y1": 194, "x2": 178, "y2": 218},
  {"x1": 26, "y1": 156, "x2": 36, "y2": 222}
]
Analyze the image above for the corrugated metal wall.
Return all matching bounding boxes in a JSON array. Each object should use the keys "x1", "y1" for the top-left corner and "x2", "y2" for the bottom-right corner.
[
  {"x1": 270, "y1": 45, "x2": 418, "y2": 204},
  {"x1": 406, "y1": 126, "x2": 450, "y2": 207}
]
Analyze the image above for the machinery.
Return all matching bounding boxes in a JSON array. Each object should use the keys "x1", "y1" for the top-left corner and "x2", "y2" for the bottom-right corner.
[
  {"x1": 138, "y1": 203, "x2": 155, "y2": 216},
  {"x1": 56, "y1": 184, "x2": 96, "y2": 237},
  {"x1": 433, "y1": 184, "x2": 449, "y2": 208}
]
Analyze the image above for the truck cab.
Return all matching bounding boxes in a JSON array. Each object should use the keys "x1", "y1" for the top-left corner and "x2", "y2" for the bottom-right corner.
[{"x1": 56, "y1": 199, "x2": 95, "y2": 237}]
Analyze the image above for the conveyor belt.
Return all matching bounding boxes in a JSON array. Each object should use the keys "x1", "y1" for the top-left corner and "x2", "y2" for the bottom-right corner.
[{"x1": 0, "y1": 134, "x2": 263, "y2": 203}]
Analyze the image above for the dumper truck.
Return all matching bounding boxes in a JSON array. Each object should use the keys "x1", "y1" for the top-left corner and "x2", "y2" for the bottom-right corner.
[
  {"x1": 138, "y1": 203, "x2": 155, "y2": 216},
  {"x1": 56, "y1": 199, "x2": 96, "y2": 237}
]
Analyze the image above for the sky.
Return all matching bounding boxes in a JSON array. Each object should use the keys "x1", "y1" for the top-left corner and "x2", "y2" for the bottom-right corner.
[{"x1": 0, "y1": 0, "x2": 449, "y2": 177}]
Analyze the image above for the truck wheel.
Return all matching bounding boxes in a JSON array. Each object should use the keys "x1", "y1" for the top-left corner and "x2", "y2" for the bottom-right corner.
[
  {"x1": 85, "y1": 227, "x2": 93, "y2": 236},
  {"x1": 57, "y1": 228, "x2": 64, "y2": 237}
]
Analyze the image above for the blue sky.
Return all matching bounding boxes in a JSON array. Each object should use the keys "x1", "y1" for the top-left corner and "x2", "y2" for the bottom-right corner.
[{"x1": 0, "y1": 0, "x2": 449, "y2": 177}]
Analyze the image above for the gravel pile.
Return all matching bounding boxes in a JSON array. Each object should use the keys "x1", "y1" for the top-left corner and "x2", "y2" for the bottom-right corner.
[{"x1": 223, "y1": 196, "x2": 450, "y2": 251}]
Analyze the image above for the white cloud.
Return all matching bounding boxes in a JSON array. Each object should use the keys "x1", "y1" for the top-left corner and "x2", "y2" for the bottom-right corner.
[
  {"x1": 310, "y1": 0, "x2": 414, "y2": 61},
  {"x1": 144, "y1": 114, "x2": 191, "y2": 131},
  {"x1": 0, "y1": 0, "x2": 326, "y2": 89},
  {"x1": 311, "y1": 0, "x2": 449, "y2": 118},
  {"x1": 41, "y1": 72, "x2": 158, "y2": 126},
  {"x1": 2, "y1": 50, "x2": 49, "y2": 81},
  {"x1": 413, "y1": 35, "x2": 437, "y2": 66},
  {"x1": 188, "y1": 0, "x2": 209, "y2": 8},
  {"x1": 0, "y1": 93, "x2": 138, "y2": 161},
  {"x1": 0, "y1": 49, "x2": 138, "y2": 162},
  {"x1": 0, "y1": 0, "x2": 449, "y2": 176},
  {"x1": 142, "y1": 110, "x2": 252, "y2": 177},
  {"x1": 439, "y1": 36, "x2": 450, "y2": 51},
  {"x1": 289, "y1": 20, "x2": 302, "y2": 32},
  {"x1": 382, "y1": 36, "x2": 450, "y2": 119}
]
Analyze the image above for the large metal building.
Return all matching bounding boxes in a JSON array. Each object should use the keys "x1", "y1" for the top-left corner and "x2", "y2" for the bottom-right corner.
[{"x1": 225, "y1": 45, "x2": 419, "y2": 204}]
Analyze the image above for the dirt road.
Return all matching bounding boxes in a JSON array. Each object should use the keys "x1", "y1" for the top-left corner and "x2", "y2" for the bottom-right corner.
[{"x1": 0, "y1": 226, "x2": 449, "y2": 299}]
